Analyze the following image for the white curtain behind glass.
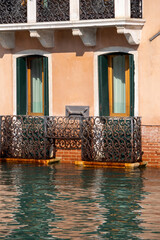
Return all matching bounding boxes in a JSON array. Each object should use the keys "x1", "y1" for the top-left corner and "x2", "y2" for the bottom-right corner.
[
  {"x1": 31, "y1": 58, "x2": 43, "y2": 113},
  {"x1": 113, "y1": 56, "x2": 126, "y2": 114}
]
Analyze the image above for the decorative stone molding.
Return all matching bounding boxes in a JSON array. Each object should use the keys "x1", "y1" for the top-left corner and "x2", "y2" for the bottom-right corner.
[
  {"x1": 0, "y1": 32, "x2": 15, "y2": 49},
  {"x1": 72, "y1": 28, "x2": 97, "y2": 46},
  {"x1": 116, "y1": 26, "x2": 142, "y2": 45},
  {"x1": 29, "y1": 30, "x2": 54, "y2": 48},
  {"x1": 115, "y1": 0, "x2": 131, "y2": 18},
  {"x1": 27, "y1": 0, "x2": 36, "y2": 23}
]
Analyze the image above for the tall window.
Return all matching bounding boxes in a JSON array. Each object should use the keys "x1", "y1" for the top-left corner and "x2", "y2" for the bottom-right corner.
[
  {"x1": 108, "y1": 55, "x2": 130, "y2": 116},
  {"x1": 98, "y1": 53, "x2": 134, "y2": 117},
  {"x1": 27, "y1": 57, "x2": 44, "y2": 115},
  {"x1": 17, "y1": 55, "x2": 49, "y2": 116}
]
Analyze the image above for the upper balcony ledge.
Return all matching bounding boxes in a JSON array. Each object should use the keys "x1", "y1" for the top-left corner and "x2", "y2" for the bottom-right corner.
[
  {"x1": 0, "y1": 18, "x2": 145, "y2": 31},
  {"x1": 0, "y1": 0, "x2": 144, "y2": 48},
  {"x1": 0, "y1": 18, "x2": 145, "y2": 48}
]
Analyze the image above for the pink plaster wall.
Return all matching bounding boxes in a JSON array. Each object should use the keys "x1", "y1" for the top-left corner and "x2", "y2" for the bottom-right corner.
[
  {"x1": 138, "y1": 0, "x2": 160, "y2": 125},
  {"x1": 0, "y1": 52, "x2": 13, "y2": 115},
  {"x1": 52, "y1": 52, "x2": 94, "y2": 116},
  {"x1": 2, "y1": 28, "x2": 130, "y2": 117},
  {"x1": 0, "y1": 0, "x2": 159, "y2": 125},
  {"x1": 51, "y1": 28, "x2": 133, "y2": 116}
]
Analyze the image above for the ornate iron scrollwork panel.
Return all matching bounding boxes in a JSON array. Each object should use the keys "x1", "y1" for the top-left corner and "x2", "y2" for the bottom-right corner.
[
  {"x1": 0, "y1": 0, "x2": 27, "y2": 24},
  {"x1": 0, "y1": 116, "x2": 50, "y2": 159},
  {"x1": 37, "y1": 0, "x2": 69, "y2": 22},
  {"x1": 80, "y1": 0, "x2": 114, "y2": 20},
  {"x1": 46, "y1": 116, "x2": 82, "y2": 150},
  {"x1": 81, "y1": 117, "x2": 134, "y2": 162},
  {"x1": 131, "y1": 0, "x2": 142, "y2": 18}
]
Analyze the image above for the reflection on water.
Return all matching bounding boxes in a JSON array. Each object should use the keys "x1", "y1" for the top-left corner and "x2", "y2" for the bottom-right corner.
[{"x1": 0, "y1": 163, "x2": 160, "y2": 240}]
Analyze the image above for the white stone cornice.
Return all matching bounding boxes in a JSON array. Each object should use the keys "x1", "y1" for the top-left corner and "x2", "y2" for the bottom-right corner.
[
  {"x1": 116, "y1": 26, "x2": 142, "y2": 45},
  {"x1": 29, "y1": 30, "x2": 54, "y2": 48},
  {"x1": 72, "y1": 28, "x2": 97, "y2": 46},
  {"x1": 0, "y1": 32, "x2": 15, "y2": 49},
  {"x1": 0, "y1": 19, "x2": 145, "y2": 31}
]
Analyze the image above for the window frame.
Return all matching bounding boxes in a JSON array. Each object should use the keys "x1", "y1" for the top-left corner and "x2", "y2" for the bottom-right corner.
[
  {"x1": 108, "y1": 54, "x2": 130, "y2": 117},
  {"x1": 16, "y1": 53, "x2": 49, "y2": 116}
]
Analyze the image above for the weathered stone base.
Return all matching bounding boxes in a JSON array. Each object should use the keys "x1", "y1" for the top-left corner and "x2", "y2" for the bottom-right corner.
[
  {"x1": 0, "y1": 158, "x2": 61, "y2": 165},
  {"x1": 75, "y1": 161, "x2": 147, "y2": 169}
]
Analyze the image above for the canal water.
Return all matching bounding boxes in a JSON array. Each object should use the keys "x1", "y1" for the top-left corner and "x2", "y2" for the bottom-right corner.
[{"x1": 0, "y1": 163, "x2": 160, "y2": 240}]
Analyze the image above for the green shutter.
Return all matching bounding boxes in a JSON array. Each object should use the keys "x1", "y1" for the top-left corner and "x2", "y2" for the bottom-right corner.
[
  {"x1": 43, "y1": 57, "x2": 49, "y2": 116},
  {"x1": 98, "y1": 55, "x2": 109, "y2": 116},
  {"x1": 129, "y1": 55, "x2": 135, "y2": 116},
  {"x1": 17, "y1": 57, "x2": 27, "y2": 115}
]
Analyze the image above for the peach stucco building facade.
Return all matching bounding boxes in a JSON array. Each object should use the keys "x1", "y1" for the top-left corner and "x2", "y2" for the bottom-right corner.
[{"x1": 0, "y1": 0, "x2": 159, "y2": 166}]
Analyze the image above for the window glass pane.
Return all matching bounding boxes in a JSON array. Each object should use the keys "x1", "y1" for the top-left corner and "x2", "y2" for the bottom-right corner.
[
  {"x1": 113, "y1": 55, "x2": 126, "y2": 114},
  {"x1": 31, "y1": 58, "x2": 43, "y2": 113}
]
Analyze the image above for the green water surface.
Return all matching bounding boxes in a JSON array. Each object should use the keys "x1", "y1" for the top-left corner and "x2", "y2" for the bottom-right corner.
[{"x1": 0, "y1": 163, "x2": 160, "y2": 240}]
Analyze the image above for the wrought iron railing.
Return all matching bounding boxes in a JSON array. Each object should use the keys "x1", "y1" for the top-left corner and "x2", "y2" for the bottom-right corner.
[
  {"x1": 80, "y1": 0, "x2": 114, "y2": 20},
  {"x1": 36, "y1": 0, "x2": 69, "y2": 22},
  {"x1": 131, "y1": 0, "x2": 142, "y2": 18},
  {"x1": 0, "y1": 0, "x2": 27, "y2": 24},
  {"x1": 0, "y1": 115, "x2": 142, "y2": 163},
  {"x1": 0, "y1": 116, "x2": 50, "y2": 159},
  {"x1": 80, "y1": 117, "x2": 142, "y2": 162}
]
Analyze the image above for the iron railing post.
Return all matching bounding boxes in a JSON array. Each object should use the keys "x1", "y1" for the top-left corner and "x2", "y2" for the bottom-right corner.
[
  {"x1": 44, "y1": 116, "x2": 47, "y2": 159},
  {"x1": 138, "y1": 117, "x2": 142, "y2": 161},
  {"x1": 131, "y1": 117, "x2": 134, "y2": 162},
  {"x1": 80, "y1": 116, "x2": 84, "y2": 161},
  {"x1": 52, "y1": 116, "x2": 56, "y2": 159}
]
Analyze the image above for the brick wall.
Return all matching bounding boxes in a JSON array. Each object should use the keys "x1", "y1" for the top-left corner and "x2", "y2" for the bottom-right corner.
[
  {"x1": 142, "y1": 125, "x2": 160, "y2": 167},
  {"x1": 56, "y1": 149, "x2": 82, "y2": 163}
]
